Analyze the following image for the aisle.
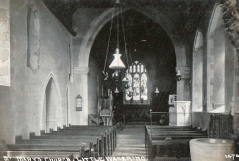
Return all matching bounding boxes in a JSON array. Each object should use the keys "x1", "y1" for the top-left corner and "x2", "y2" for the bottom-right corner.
[{"x1": 112, "y1": 124, "x2": 146, "y2": 158}]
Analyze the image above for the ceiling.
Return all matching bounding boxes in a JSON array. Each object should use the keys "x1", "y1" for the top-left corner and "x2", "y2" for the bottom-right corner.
[
  {"x1": 42, "y1": 0, "x2": 210, "y2": 35},
  {"x1": 42, "y1": 0, "x2": 211, "y2": 74}
]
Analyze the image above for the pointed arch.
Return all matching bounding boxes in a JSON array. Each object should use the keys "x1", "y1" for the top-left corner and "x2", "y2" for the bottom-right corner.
[
  {"x1": 207, "y1": 4, "x2": 226, "y2": 112},
  {"x1": 75, "y1": 7, "x2": 188, "y2": 114},
  {"x1": 40, "y1": 72, "x2": 63, "y2": 132},
  {"x1": 77, "y1": 7, "x2": 187, "y2": 69}
]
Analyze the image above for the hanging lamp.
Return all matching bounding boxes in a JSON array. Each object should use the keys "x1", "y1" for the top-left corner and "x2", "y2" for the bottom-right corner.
[
  {"x1": 176, "y1": 70, "x2": 182, "y2": 81},
  {"x1": 155, "y1": 87, "x2": 159, "y2": 94},
  {"x1": 155, "y1": 87, "x2": 159, "y2": 97},
  {"x1": 114, "y1": 87, "x2": 120, "y2": 94},
  {"x1": 109, "y1": 0, "x2": 126, "y2": 70},
  {"x1": 103, "y1": 0, "x2": 128, "y2": 77},
  {"x1": 109, "y1": 48, "x2": 126, "y2": 69},
  {"x1": 122, "y1": 71, "x2": 129, "y2": 89}
]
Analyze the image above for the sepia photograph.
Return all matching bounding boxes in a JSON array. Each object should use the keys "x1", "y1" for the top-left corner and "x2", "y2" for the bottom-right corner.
[{"x1": 0, "y1": 0, "x2": 239, "y2": 160}]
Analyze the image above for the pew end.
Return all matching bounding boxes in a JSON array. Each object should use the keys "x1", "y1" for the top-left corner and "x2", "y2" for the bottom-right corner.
[{"x1": 145, "y1": 125, "x2": 209, "y2": 160}]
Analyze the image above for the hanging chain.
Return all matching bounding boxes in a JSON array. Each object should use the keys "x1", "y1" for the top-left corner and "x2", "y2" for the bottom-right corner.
[
  {"x1": 103, "y1": 6, "x2": 115, "y2": 73},
  {"x1": 116, "y1": 6, "x2": 119, "y2": 49},
  {"x1": 120, "y1": 7, "x2": 129, "y2": 69}
]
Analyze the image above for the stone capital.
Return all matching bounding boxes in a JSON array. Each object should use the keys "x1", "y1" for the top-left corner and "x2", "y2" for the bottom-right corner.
[{"x1": 73, "y1": 67, "x2": 90, "y2": 75}]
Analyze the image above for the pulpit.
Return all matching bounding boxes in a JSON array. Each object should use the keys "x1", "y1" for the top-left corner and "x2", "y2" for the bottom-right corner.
[
  {"x1": 100, "y1": 109, "x2": 112, "y2": 126},
  {"x1": 98, "y1": 92, "x2": 113, "y2": 126},
  {"x1": 169, "y1": 101, "x2": 191, "y2": 126}
]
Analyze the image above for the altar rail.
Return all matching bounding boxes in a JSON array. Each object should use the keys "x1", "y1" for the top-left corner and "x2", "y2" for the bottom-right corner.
[
  {"x1": 149, "y1": 111, "x2": 192, "y2": 126},
  {"x1": 115, "y1": 104, "x2": 150, "y2": 125}
]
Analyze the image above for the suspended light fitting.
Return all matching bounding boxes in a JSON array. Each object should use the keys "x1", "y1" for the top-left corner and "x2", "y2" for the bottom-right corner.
[
  {"x1": 109, "y1": 48, "x2": 126, "y2": 69},
  {"x1": 101, "y1": 0, "x2": 131, "y2": 96},
  {"x1": 155, "y1": 87, "x2": 159, "y2": 94},
  {"x1": 108, "y1": 0, "x2": 127, "y2": 71},
  {"x1": 122, "y1": 70, "x2": 129, "y2": 89},
  {"x1": 176, "y1": 70, "x2": 182, "y2": 81},
  {"x1": 114, "y1": 87, "x2": 120, "y2": 94},
  {"x1": 102, "y1": 0, "x2": 129, "y2": 83},
  {"x1": 122, "y1": 74, "x2": 129, "y2": 83},
  {"x1": 154, "y1": 87, "x2": 159, "y2": 97}
]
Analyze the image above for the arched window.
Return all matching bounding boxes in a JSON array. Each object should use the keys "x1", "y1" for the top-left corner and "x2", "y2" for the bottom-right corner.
[
  {"x1": 124, "y1": 61, "x2": 148, "y2": 104},
  {"x1": 27, "y1": 2, "x2": 40, "y2": 71},
  {"x1": 206, "y1": 4, "x2": 226, "y2": 112},
  {"x1": 192, "y1": 30, "x2": 203, "y2": 112}
]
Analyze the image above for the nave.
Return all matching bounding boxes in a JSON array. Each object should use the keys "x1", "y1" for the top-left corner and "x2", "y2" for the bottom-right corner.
[{"x1": 0, "y1": 122, "x2": 213, "y2": 161}]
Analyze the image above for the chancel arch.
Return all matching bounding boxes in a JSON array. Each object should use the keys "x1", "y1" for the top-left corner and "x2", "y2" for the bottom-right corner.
[
  {"x1": 76, "y1": 7, "x2": 188, "y2": 103},
  {"x1": 77, "y1": 7, "x2": 187, "y2": 68}
]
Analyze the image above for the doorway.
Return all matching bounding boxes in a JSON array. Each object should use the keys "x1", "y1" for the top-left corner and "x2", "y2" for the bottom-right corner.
[{"x1": 44, "y1": 78, "x2": 59, "y2": 132}]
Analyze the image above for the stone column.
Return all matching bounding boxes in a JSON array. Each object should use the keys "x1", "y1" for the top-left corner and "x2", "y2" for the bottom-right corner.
[
  {"x1": 73, "y1": 67, "x2": 89, "y2": 125},
  {"x1": 176, "y1": 66, "x2": 191, "y2": 101}
]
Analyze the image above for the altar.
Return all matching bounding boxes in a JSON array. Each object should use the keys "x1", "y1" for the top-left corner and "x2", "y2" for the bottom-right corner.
[{"x1": 169, "y1": 101, "x2": 191, "y2": 126}]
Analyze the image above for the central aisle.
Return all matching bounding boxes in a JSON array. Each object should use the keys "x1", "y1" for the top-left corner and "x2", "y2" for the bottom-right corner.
[{"x1": 112, "y1": 124, "x2": 146, "y2": 157}]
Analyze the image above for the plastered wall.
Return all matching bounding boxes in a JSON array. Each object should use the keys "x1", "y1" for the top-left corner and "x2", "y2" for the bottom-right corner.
[{"x1": 0, "y1": 0, "x2": 71, "y2": 144}]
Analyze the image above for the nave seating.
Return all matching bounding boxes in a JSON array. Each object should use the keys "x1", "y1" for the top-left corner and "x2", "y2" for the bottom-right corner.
[
  {"x1": 1, "y1": 125, "x2": 117, "y2": 160},
  {"x1": 145, "y1": 125, "x2": 208, "y2": 160}
]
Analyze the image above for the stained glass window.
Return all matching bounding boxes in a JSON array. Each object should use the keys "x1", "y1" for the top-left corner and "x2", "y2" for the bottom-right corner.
[{"x1": 124, "y1": 61, "x2": 148, "y2": 104}]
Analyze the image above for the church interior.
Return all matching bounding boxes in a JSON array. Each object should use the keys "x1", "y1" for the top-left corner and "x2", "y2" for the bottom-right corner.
[{"x1": 0, "y1": 0, "x2": 239, "y2": 160}]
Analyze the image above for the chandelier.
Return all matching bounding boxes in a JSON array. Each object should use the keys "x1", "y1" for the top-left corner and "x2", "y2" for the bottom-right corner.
[{"x1": 102, "y1": 0, "x2": 129, "y2": 84}]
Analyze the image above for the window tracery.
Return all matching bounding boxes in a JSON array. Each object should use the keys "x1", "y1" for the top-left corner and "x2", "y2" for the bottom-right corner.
[{"x1": 124, "y1": 61, "x2": 148, "y2": 104}]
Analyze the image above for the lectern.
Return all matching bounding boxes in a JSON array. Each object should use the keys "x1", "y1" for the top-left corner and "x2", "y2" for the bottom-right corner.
[
  {"x1": 169, "y1": 101, "x2": 191, "y2": 126},
  {"x1": 100, "y1": 109, "x2": 112, "y2": 126}
]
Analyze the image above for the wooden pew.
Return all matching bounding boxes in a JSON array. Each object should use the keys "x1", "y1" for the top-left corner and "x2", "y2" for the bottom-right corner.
[
  {"x1": 53, "y1": 129, "x2": 109, "y2": 155},
  {"x1": 7, "y1": 144, "x2": 86, "y2": 151},
  {"x1": 41, "y1": 126, "x2": 113, "y2": 156},
  {"x1": 52, "y1": 128, "x2": 113, "y2": 156},
  {"x1": 0, "y1": 150, "x2": 78, "y2": 159},
  {"x1": 33, "y1": 132, "x2": 103, "y2": 157},
  {"x1": 8, "y1": 136, "x2": 93, "y2": 158},
  {"x1": 146, "y1": 125, "x2": 193, "y2": 129},
  {"x1": 16, "y1": 138, "x2": 97, "y2": 156},
  {"x1": 58, "y1": 125, "x2": 116, "y2": 156},
  {"x1": 145, "y1": 125, "x2": 206, "y2": 149},
  {"x1": 16, "y1": 138, "x2": 95, "y2": 145},
  {"x1": 145, "y1": 125, "x2": 208, "y2": 160},
  {"x1": 2, "y1": 125, "x2": 117, "y2": 160},
  {"x1": 63, "y1": 125, "x2": 117, "y2": 152},
  {"x1": 6, "y1": 144, "x2": 87, "y2": 158},
  {"x1": 150, "y1": 139, "x2": 191, "y2": 159},
  {"x1": 145, "y1": 125, "x2": 207, "y2": 142}
]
